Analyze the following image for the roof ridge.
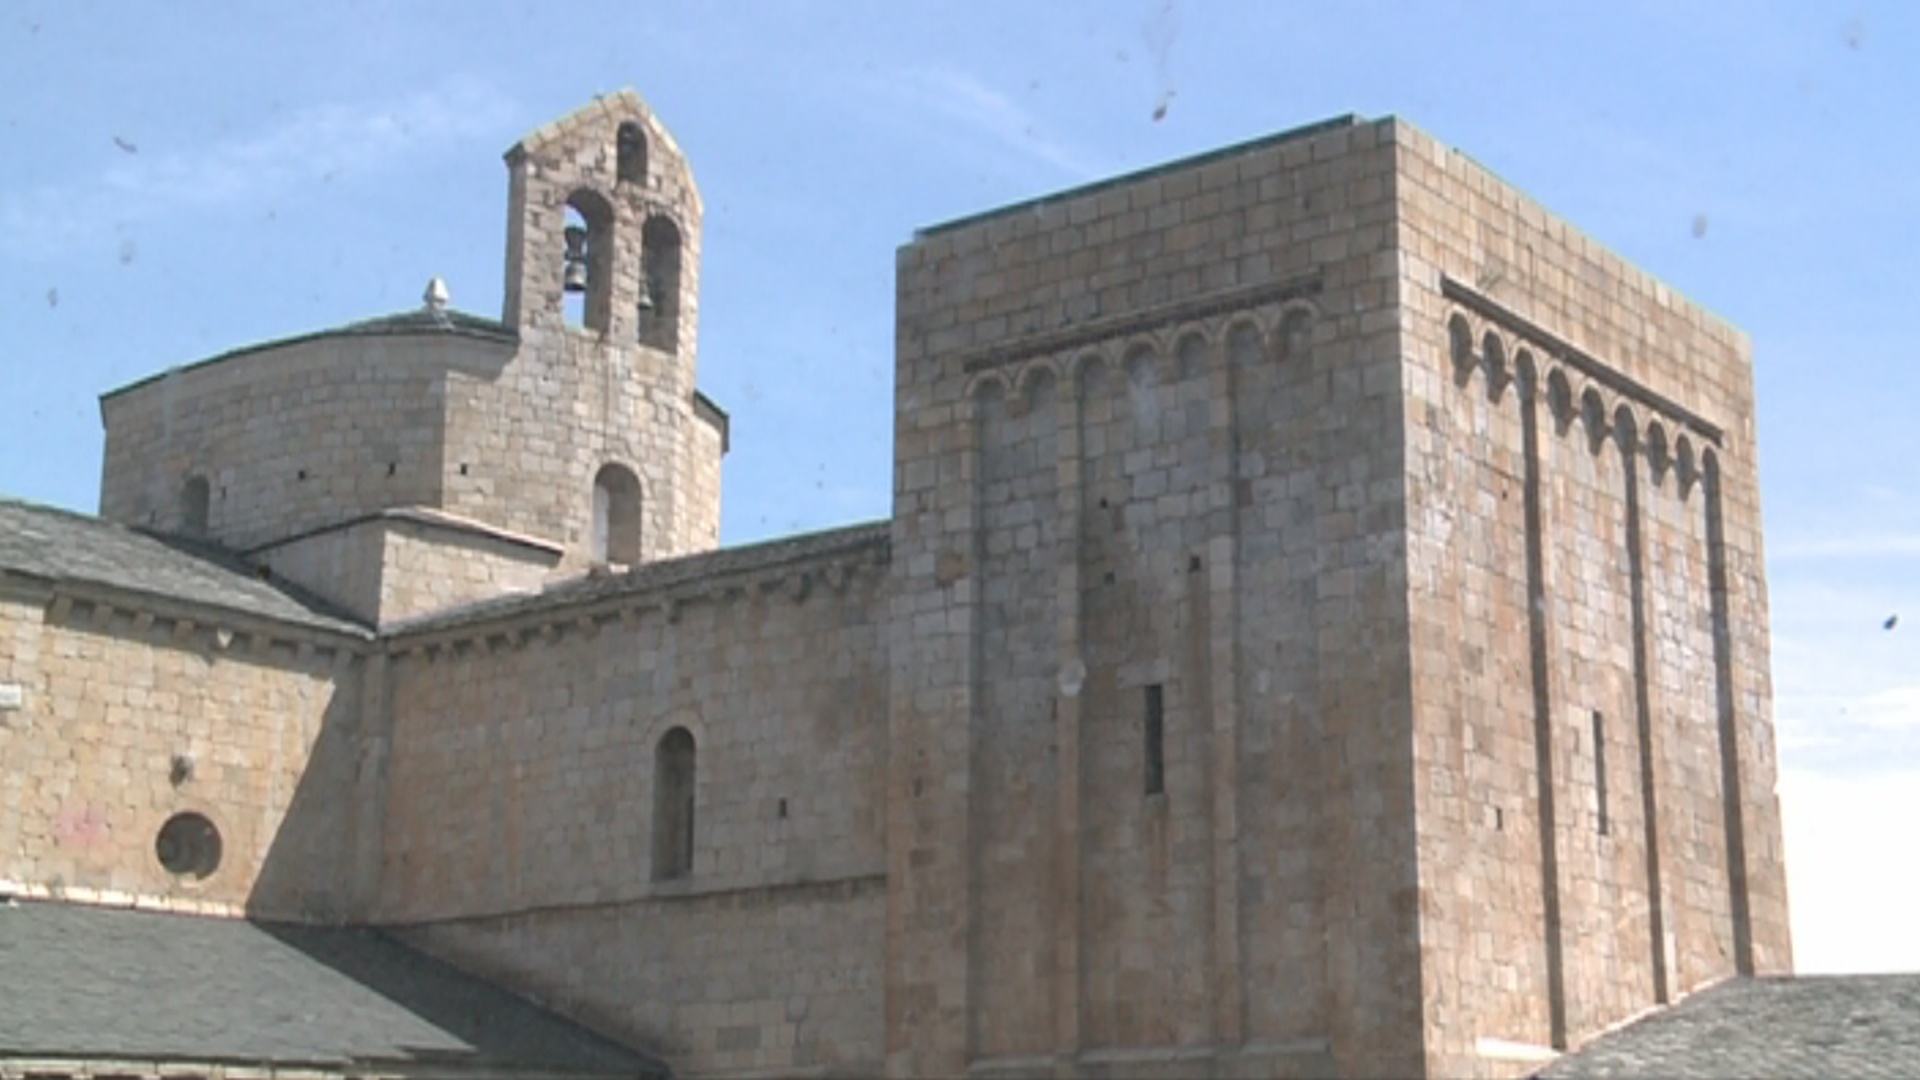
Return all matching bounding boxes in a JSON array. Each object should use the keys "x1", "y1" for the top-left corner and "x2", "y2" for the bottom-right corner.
[
  {"x1": 99, "y1": 306, "x2": 519, "y2": 402},
  {"x1": 0, "y1": 499, "x2": 370, "y2": 636},
  {"x1": 387, "y1": 518, "x2": 892, "y2": 636}
]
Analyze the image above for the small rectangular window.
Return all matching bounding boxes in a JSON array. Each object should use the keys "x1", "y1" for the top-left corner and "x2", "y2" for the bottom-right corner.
[
  {"x1": 1592, "y1": 711, "x2": 1610, "y2": 837},
  {"x1": 1144, "y1": 684, "x2": 1165, "y2": 796}
]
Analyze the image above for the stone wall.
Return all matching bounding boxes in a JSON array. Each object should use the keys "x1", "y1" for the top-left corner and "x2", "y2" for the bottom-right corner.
[
  {"x1": 377, "y1": 514, "x2": 562, "y2": 623},
  {"x1": 98, "y1": 333, "x2": 512, "y2": 551},
  {"x1": 0, "y1": 584, "x2": 365, "y2": 919},
  {"x1": 253, "y1": 517, "x2": 388, "y2": 625},
  {"x1": 45, "y1": 97, "x2": 1789, "y2": 1080},
  {"x1": 887, "y1": 116, "x2": 1421, "y2": 1079},
  {"x1": 251, "y1": 510, "x2": 562, "y2": 628},
  {"x1": 1393, "y1": 120, "x2": 1789, "y2": 1077},
  {"x1": 369, "y1": 528, "x2": 890, "y2": 1076}
]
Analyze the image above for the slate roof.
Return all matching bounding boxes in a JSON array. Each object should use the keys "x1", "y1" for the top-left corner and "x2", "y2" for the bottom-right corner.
[
  {"x1": 1539, "y1": 974, "x2": 1920, "y2": 1079},
  {"x1": 0, "y1": 498, "x2": 368, "y2": 635},
  {"x1": 0, "y1": 900, "x2": 666, "y2": 1077}
]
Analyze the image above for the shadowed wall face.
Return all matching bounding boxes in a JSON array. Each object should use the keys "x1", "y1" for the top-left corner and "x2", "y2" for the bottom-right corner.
[{"x1": 1397, "y1": 119, "x2": 1788, "y2": 1078}]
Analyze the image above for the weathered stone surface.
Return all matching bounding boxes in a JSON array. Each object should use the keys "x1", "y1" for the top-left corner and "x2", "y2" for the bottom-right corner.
[{"x1": 0, "y1": 96, "x2": 1787, "y2": 1080}]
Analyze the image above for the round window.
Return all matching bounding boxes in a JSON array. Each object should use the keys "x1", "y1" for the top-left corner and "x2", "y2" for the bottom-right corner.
[{"x1": 155, "y1": 812, "x2": 222, "y2": 879}]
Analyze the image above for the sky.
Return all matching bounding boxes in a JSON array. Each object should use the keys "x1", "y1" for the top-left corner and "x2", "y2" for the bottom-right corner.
[{"x1": 2, "y1": 2, "x2": 1917, "y2": 977}]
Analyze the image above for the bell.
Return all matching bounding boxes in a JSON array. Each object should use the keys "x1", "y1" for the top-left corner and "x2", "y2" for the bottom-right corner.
[
  {"x1": 635, "y1": 283, "x2": 655, "y2": 312},
  {"x1": 563, "y1": 260, "x2": 590, "y2": 293},
  {"x1": 563, "y1": 225, "x2": 589, "y2": 261}
]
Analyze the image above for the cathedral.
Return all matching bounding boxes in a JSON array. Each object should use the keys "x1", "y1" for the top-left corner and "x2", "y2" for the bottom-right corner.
[{"x1": 0, "y1": 91, "x2": 1804, "y2": 1078}]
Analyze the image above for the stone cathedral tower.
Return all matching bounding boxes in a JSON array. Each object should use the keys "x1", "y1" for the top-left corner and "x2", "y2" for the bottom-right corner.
[
  {"x1": 492, "y1": 92, "x2": 723, "y2": 564},
  {"x1": 884, "y1": 116, "x2": 1791, "y2": 1078},
  {"x1": 7, "y1": 96, "x2": 1792, "y2": 1080},
  {"x1": 94, "y1": 92, "x2": 727, "y2": 627}
]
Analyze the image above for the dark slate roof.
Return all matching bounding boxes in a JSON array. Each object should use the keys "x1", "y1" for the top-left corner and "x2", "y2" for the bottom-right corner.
[
  {"x1": 389, "y1": 519, "x2": 891, "y2": 636},
  {"x1": 1538, "y1": 974, "x2": 1920, "y2": 1079},
  {"x1": 0, "y1": 900, "x2": 666, "y2": 1077},
  {"x1": 101, "y1": 306, "x2": 516, "y2": 401},
  {"x1": 0, "y1": 498, "x2": 368, "y2": 635}
]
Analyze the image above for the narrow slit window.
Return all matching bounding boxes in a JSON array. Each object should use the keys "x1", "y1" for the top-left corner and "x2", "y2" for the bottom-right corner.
[
  {"x1": 1144, "y1": 684, "x2": 1165, "y2": 796},
  {"x1": 180, "y1": 474, "x2": 210, "y2": 536},
  {"x1": 1592, "y1": 711, "x2": 1610, "y2": 836}
]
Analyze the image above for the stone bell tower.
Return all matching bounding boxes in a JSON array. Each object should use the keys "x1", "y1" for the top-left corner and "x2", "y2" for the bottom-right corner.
[{"x1": 472, "y1": 89, "x2": 724, "y2": 566}]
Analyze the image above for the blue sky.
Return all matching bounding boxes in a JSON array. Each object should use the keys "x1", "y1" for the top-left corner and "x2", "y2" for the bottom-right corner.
[{"x1": 2, "y1": 2, "x2": 1916, "y2": 974}]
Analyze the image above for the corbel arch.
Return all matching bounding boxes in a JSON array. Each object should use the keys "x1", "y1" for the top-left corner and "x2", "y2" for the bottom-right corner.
[
  {"x1": 1275, "y1": 301, "x2": 1317, "y2": 362},
  {"x1": 1073, "y1": 350, "x2": 1113, "y2": 406},
  {"x1": 1674, "y1": 434, "x2": 1699, "y2": 499},
  {"x1": 1480, "y1": 330, "x2": 1509, "y2": 404},
  {"x1": 1513, "y1": 348, "x2": 1540, "y2": 397},
  {"x1": 964, "y1": 369, "x2": 1012, "y2": 406},
  {"x1": 1174, "y1": 329, "x2": 1212, "y2": 381},
  {"x1": 1224, "y1": 317, "x2": 1267, "y2": 367},
  {"x1": 1645, "y1": 420, "x2": 1672, "y2": 488},
  {"x1": 1612, "y1": 402, "x2": 1640, "y2": 457},
  {"x1": 1579, "y1": 386, "x2": 1610, "y2": 454},
  {"x1": 1013, "y1": 361, "x2": 1060, "y2": 418},
  {"x1": 1449, "y1": 312, "x2": 1476, "y2": 387},
  {"x1": 1122, "y1": 340, "x2": 1165, "y2": 387},
  {"x1": 1546, "y1": 367, "x2": 1576, "y2": 436}
]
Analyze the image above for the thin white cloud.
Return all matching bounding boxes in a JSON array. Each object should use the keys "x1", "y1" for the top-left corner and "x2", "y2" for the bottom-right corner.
[
  {"x1": 1, "y1": 77, "x2": 515, "y2": 258},
  {"x1": 1779, "y1": 683, "x2": 1920, "y2": 747},
  {"x1": 880, "y1": 65, "x2": 1106, "y2": 182},
  {"x1": 1770, "y1": 534, "x2": 1920, "y2": 561},
  {"x1": 1830, "y1": 684, "x2": 1920, "y2": 731}
]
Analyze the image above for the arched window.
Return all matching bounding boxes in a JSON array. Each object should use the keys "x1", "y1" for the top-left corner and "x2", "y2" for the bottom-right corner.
[
  {"x1": 590, "y1": 463, "x2": 643, "y2": 566},
  {"x1": 561, "y1": 190, "x2": 615, "y2": 332},
  {"x1": 617, "y1": 122, "x2": 648, "y2": 186},
  {"x1": 181, "y1": 474, "x2": 210, "y2": 536},
  {"x1": 653, "y1": 727, "x2": 696, "y2": 881},
  {"x1": 638, "y1": 215, "x2": 682, "y2": 351}
]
